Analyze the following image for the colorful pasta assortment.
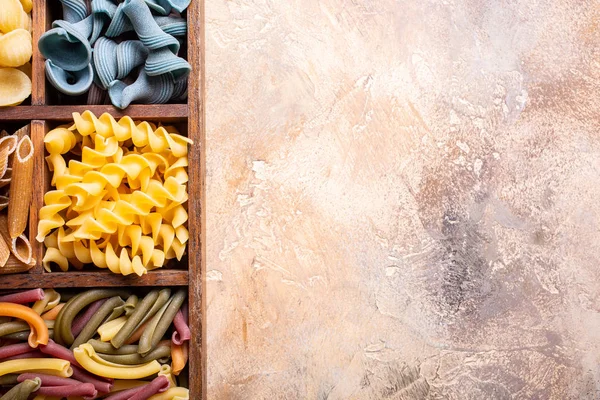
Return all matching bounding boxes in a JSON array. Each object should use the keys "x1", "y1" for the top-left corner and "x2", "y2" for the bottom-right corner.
[
  {"x1": 39, "y1": 0, "x2": 190, "y2": 108},
  {"x1": 0, "y1": 126, "x2": 36, "y2": 275},
  {"x1": 0, "y1": 288, "x2": 190, "y2": 399},
  {"x1": 0, "y1": 0, "x2": 32, "y2": 106},
  {"x1": 37, "y1": 111, "x2": 191, "y2": 275}
]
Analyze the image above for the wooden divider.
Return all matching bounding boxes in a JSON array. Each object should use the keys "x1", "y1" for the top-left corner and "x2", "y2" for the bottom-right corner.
[{"x1": 0, "y1": 0, "x2": 206, "y2": 397}]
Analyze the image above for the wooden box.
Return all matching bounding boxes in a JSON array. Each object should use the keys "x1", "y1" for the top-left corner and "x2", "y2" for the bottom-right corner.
[{"x1": 0, "y1": 0, "x2": 206, "y2": 397}]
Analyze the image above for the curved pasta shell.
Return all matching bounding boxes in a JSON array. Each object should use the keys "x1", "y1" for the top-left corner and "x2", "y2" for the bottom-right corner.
[
  {"x1": 0, "y1": 68, "x2": 30, "y2": 106},
  {"x1": 17, "y1": 61, "x2": 31, "y2": 78},
  {"x1": 0, "y1": 29, "x2": 32, "y2": 67},
  {"x1": 19, "y1": 0, "x2": 32, "y2": 13},
  {"x1": 0, "y1": 0, "x2": 29, "y2": 33}
]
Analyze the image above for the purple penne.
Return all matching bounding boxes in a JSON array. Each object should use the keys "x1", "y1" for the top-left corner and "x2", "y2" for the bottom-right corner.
[
  {"x1": 18, "y1": 373, "x2": 82, "y2": 386},
  {"x1": 0, "y1": 289, "x2": 44, "y2": 304},
  {"x1": 39, "y1": 339, "x2": 81, "y2": 368},
  {"x1": 71, "y1": 298, "x2": 108, "y2": 337},
  {"x1": 37, "y1": 382, "x2": 97, "y2": 398},
  {"x1": 104, "y1": 375, "x2": 170, "y2": 400},
  {"x1": 128, "y1": 375, "x2": 170, "y2": 400},
  {"x1": 172, "y1": 307, "x2": 191, "y2": 345},
  {"x1": 0, "y1": 343, "x2": 33, "y2": 360},
  {"x1": 3, "y1": 350, "x2": 44, "y2": 361},
  {"x1": 103, "y1": 386, "x2": 143, "y2": 400},
  {"x1": 71, "y1": 365, "x2": 113, "y2": 394}
]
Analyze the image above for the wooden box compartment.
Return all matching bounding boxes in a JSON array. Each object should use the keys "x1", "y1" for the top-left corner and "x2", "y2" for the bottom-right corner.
[
  {"x1": 40, "y1": 118, "x2": 190, "y2": 274},
  {"x1": 44, "y1": 0, "x2": 190, "y2": 107},
  {"x1": 0, "y1": 0, "x2": 204, "y2": 397},
  {"x1": 0, "y1": 286, "x2": 190, "y2": 391},
  {"x1": 0, "y1": 123, "x2": 37, "y2": 275}
]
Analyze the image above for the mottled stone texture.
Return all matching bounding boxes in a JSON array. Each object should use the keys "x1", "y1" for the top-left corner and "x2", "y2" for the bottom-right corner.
[{"x1": 206, "y1": 0, "x2": 600, "y2": 398}]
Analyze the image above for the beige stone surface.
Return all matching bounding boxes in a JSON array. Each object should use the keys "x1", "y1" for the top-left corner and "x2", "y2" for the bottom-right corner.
[{"x1": 205, "y1": 1, "x2": 600, "y2": 398}]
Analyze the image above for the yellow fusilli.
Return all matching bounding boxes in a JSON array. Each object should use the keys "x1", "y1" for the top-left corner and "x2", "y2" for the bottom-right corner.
[{"x1": 38, "y1": 112, "x2": 191, "y2": 276}]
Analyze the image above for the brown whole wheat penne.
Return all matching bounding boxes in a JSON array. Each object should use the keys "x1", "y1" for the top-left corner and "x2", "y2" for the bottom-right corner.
[
  {"x1": 0, "y1": 234, "x2": 9, "y2": 267},
  {"x1": 0, "y1": 168, "x2": 10, "y2": 189},
  {"x1": 0, "y1": 214, "x2": 34, "y2": 265},
  {"x1": 0, "y1": 167, "x2": 12, "y2": 188},
  {"x1": 13, "y1": 125, "x2": 30, "y2": 141},
  {"x1": 8, "y1": 135, "x2": 33, "y2": 238},
  {"x1": 0, "y1": 195, "x2": 8, "y2": 211},
  {"x1": 0, "y1": 136, "x2": 17, "y2": 179},
  {"x1": 11, "y1": 234, "x2": 33, "y2": 265},
  {"x1": 0, "y1": 254, "x2": 34, "y2": 274}
]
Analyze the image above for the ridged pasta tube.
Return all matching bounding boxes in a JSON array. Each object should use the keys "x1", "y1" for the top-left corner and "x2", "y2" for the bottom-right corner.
[
  {"x1": 0, "y1": 358, "x2": 71, "y2": 377},
  {"x1": 0, "y1": 303, "x2": 48, "y2": 348},
  {"x1": 0, "y1": 377, "x2": 41, "y2": 399},
  {"x1": 147, "y1": 386, "x2": 189, "y2": 400},
  {"x1": 73, "y1": 343, "x2": 161, "y2": 379}
]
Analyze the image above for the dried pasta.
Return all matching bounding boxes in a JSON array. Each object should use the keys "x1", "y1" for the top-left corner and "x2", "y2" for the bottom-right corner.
[
  {"x1": 0, "y1": 128, "x2": 30, "y2": 272},
  {"x1": 0, "y1": 358, "x2": 71, "y2": 377},
  {"x1": 0, "y1": 302, "x2": 48, "y2": 348},
  {"x1": 0, "y1": 214, "x2": 34, "y2": 266},
  {"x1": 0, "y1": 167, "x2": 10, "y2": 188},
  {"x1": 0, "y1": 255, "x2": 34, "y2": 274},
  {"x1": 18, "y1": 0, "x2": 31, "y2": 13},
  {"x1": 0, "y1": 68, "x2": 30, "y2": 106},
  {"x1": 8, "y1": 136, "x2": 33, "y2": 237},
  {"x1": 73, "y1": 343, "x2": 162, "y2": 379},
  {"x1": 11, "y1": 234, "x2": 33, "y2": 265},
  {"x1": 0, "y1": 288, "x2": 190, "y2": 395},
  {"x1": 0, "y1": 0, "x2": 29, "y2": 33},
  {"x1": 38, "y1": 111, "x2": 191, "y2": 276},
  {"x1": 0, "y1": 28, "x2": 32, "y2": 67},
  {"x1": 0, "y1": 236, "x2": 8, "y2": 267},
  {"x1": 148, "y1": 387, "x2": 189, "y2": 400},
  {"x1": 0, "y1": 135, "x2": 18, "y2": 178},
  {"x1": 0, "y1": 195, "x2": 7, "y2": 211},
  {"x1": 0, "y1": 0, "x2": 32, "y2": 107}
]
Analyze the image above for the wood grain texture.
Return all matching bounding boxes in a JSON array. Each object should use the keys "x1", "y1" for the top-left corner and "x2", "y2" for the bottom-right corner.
[
  {"x1": 0, "y1": 105, "x2": 188, "y2": 121},
  {"x1": 0, "y1": 0, "x2": 204, "y2": 395},
  {"x1": 0, "y1": 270, "x2": 189, "y2": 289},
  {"x1": 31, "y1": 0, "x2": 46, "y2": 105},
  {"x1": 29, "y1": 121, "x2": 44, "y2": 274},
  {"x1": 187, "y1": 0, "x2": 206, "y2": 397}
]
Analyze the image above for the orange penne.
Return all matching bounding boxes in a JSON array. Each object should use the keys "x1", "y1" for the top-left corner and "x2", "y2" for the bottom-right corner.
[
  {"x1": 41, "y1": 303, "x2": 65, "y2": 320},
  {"x1": 171, "y1": 342, "x2": 188, "y2": 376},
  {"x1": 0, "y1": 302, "x2": 49, "y2": 347},
  {"x1": 124, "y1": 320, "x2": 149, "y2": 345},
  {"x1": 8, "y1": 135, "x2": 33, "y2": 237}
]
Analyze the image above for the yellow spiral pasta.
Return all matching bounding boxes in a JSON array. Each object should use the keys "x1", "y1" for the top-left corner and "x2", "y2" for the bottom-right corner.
[
  {"x1": 36, "y1": 191, "x2": 71, "y2": 241},
  {"x1": 38, "y1": 111, "x2": 192, "y2": 276},
  {"x1": 44, "y1": 126, "x2": 79, "y2": 154}
]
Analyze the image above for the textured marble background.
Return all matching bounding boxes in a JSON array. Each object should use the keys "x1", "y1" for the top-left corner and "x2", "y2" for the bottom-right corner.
[{"x1": 205, "y1": 0, "x2": 600, "y2": 398}]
